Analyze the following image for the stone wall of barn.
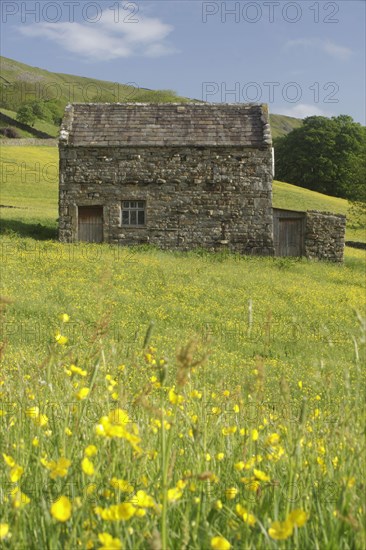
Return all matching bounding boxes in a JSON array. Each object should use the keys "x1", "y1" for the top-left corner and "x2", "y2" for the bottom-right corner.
[
  {"x1": 59, "y1": 145, "x2": 275, "y2": 255},
  {"x1": 305, "y1": 211, "x2": 346, "y2": 262}
]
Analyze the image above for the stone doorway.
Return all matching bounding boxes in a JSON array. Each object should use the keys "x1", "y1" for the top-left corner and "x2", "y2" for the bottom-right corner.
[{"x1": 78, "y1": 206, "x2": 103, "y2": 243}]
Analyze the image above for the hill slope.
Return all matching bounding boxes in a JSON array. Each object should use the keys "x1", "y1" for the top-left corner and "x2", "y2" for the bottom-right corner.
[{"x1": 0, "y1": 56, "x2": 302, "y2": 139}]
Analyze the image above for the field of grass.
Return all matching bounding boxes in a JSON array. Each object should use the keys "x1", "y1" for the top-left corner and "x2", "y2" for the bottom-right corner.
[{"x1": 0, "y1": 145, "x2": 365, "y2": 549}]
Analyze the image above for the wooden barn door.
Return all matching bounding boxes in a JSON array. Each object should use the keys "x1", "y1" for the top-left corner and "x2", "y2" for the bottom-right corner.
[
  {"x1": 78, "y1": 206, "x2": 103, "y2": 243},
  {"x1": 278, "y1": 218, "x2": 304, "y2": 256}
]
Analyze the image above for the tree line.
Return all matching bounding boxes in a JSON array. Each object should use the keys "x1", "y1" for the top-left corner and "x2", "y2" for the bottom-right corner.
[{"x1": 274, "y1": 115, "x2": 366, "y2": 203}]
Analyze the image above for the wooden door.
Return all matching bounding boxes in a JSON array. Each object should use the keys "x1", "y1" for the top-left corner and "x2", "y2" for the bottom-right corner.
[
  {"x1": 278, "y1": 218, "x2": 304, "y2": 256},
  {"x1": 78, "y1": 206, "x2": 103, "y2": 243}
]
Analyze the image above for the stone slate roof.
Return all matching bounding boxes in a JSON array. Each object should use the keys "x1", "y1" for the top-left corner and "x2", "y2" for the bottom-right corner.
[{"x1": 60, "y1": 103, "x2": 272, "y2": 148}]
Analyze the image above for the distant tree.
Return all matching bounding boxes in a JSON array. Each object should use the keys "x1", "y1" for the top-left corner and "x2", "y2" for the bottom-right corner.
[
  {"x1": 274, "y1": 115, "x2": 366, "y2": 200},
  {"x1": 16, "y1": 104, "x2": 36, "y2": 126},
  {"x1": 44, "y1": 100, "x2": 63, "y2": 125},
  {"x1": 31, "y1": 100, "x2": 49, "y2": 121}
]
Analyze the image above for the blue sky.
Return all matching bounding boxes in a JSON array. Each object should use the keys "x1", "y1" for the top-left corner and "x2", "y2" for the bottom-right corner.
[{"x1": 1, "y1": 0, "x2": 365, "y2": 123}]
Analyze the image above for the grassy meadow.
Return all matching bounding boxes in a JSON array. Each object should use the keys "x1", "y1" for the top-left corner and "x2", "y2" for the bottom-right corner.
[{"x1": 0, "y1": 145, "x2": 365, "y2": 549}]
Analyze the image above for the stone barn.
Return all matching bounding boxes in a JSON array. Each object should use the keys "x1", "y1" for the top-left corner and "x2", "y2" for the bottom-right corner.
[
  {"x1": 58, "y1": 103, "x2": 275, "y2": 255},
  {"x1": 58, "y1": 102, "x2": 346, "y2": 261}
]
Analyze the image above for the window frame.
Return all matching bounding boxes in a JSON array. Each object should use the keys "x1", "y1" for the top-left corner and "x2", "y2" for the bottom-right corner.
[{"x1": 121, "y1": 200, "x2": 146, "y2": 227}]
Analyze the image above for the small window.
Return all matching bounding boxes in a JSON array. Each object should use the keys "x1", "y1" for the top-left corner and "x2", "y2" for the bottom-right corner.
[{"x1": 122, "y1": 200, "x2": 146, "y2": 226}]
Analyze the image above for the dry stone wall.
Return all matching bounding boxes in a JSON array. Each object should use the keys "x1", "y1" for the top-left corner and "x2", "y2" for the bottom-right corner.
[{"x1": 305, "y1": 211, "x2": 346, "y2": 262}]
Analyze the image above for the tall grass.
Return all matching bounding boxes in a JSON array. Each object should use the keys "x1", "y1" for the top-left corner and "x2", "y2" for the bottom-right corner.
[{"x1": 0, "y1": 237, "x2": 365, "y2": 549}]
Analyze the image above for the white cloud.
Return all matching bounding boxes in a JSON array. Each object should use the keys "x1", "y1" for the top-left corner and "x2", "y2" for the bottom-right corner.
[
  {"x1": 285, "y1": 38, "x2": 352, "y2": 61},
  {"x1": 323, "y1": 40, "x2": 353, "y2": 61},
  {"x1": 276, "y1": 104, "x2": 333, "y2": 119},
  {"x1": 18, "y1": 3, "x2": 176, "y2": 61}
]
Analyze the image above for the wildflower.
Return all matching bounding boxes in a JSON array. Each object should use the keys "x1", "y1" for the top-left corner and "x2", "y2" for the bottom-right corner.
[
  {"x1": 176, "y1": 479, "x2": 187, "y2": 490},
  {"x1": 216, "y1": 453, "x2": 225, "y2": 461},
  {"x1": 134, "y1": 508, "x2": 146, "y2": 518},
  {"x1": 86, "y1": 483, "x2": 97, "y2": 496},
  {"x1": 240, "y1": 478, "x2": 260, "y2": 492},
  {"x1": 288, "y1": 509, "x2": 308, "y2": 527},
  {"x1": 98, "y1": 533, "x2": 122, "y2": 549},
  {"x1": 65, "y1": 428, "x2": 72, "y2": 436},
  {"x1": 85, "y1": 445, "x2": 98, "y2": 457},
  {"x1": 51, "y1": 496, "x2": 72, "y2": 522},
  {"x1": 233, "y1": 404, "x2": 240, "y2": 413},
  {"x1": 70, "y1": 365, "x2": 87, "y2": 377},
  {"x1": 168, "y1": 388, "x2": 184, "y2": 405},
  {"x1": 253, "y1": 469, "x2": 270, "y2": 482},
  {"x1": 140, "y1": 475, "x2": 149, "y2": 487},
  {"x1": 59, "y1": 313, "x2": 70, "y2": 323},
  {"x1": 225, "y1": 487, "x2": 238, "y2": 500},
  {"x1": 236, "y1": 504, "x2": 256, "y2": 526},
  {"x1": 191, "y1": 390, "x2": 202, "y2": 399},
  {"x1": 234, "y1": 461, "x2": 245, "y2": 471},
  {"x1": 111, "y1": 409, "x2": 131, "y2": 424},
  {"x1": 268, "y1": 519, "x2": 293, "y2": 540},
  {"x1": 82, "y1": 457, "x2": 95, "y2": 476},
  {"x1": 131, "y1": 490, "x2": 155, "y2": 508},
  {"x1": 110, "y1": 478, "x2": 134, "y2": 493},
  {"x1": 222, "y1": 426, "x2": 237, "y2": 436},
  {"x1": 3, "y1": 454, "x2": 15, "y2": 467},
  {"x1": 96, "y1": 410, "x2": 142, "y2": 453},
  {"x1": 211, "y1": 536, "x2": 231, "y2": 550},
  {"x1": 167, "y1": 487, "x2": 183, "y2": 502},
  {"x1": 214, "y1": 500, "x2": 223, "y2": 510},
  {"x1": 267, "y1": 445, "x2": 285, "y2": 462},
  {"x1": 11, "y1": 489, "x2": 30, "y2": 509},
  {"x1": 32, "y1": 437, "x2": 39, "y2": 447},
  {"x1": 266, "y1": 433, "x2": 280, "y2": 446},
  {"x1": 343, "y1": 477, "x2": 355, "y2": 488},
  {"x1": 95, "y1": 502, "x2": 136, "y2": 521},
  {"x1": 41, "y1": 457, "x2": 71, "y2": 479},
  {"x1": 10, "y1": 465, "x2": 24, "y2": 482},
  {"x1": 25, "y1": 406, "x2": 48, "y2": 427},
  {"x1": 251, "y1": 429, "x2": 259, "y2": 441},
  {"x1": 55, "y1": 331, "x2": 68, "y2": 345},
  {"x1": 0, "y1": 524, "x2": 10, "y2": 540},
  {"x1": 76, "y1": 387, "x2": 90, "y2": 400}
]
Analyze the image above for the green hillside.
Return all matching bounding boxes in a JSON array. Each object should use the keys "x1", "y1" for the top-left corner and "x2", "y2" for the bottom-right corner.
[
  {"x1": 0, "y1": 146, "x2": 364, "y2": 243},
  {"x1": 269, "y1": 114, "x2": 303, "y2": 139},
  {"x1": 0, "y1": 56, "x2": 302, "y2": 139},
  {"x1": 0, "y1": 107, "x2": 59, "y2": 137}
]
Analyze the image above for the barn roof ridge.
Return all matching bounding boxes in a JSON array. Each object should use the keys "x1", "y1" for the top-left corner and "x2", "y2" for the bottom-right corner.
[{"x1": 60, "y1": 102, "x2": 272, "y2": 148}]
